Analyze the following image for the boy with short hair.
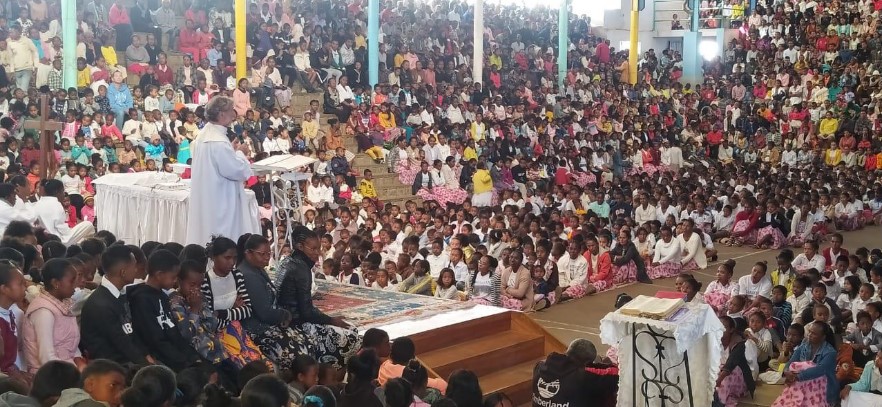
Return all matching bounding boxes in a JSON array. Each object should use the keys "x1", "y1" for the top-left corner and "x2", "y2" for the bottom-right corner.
[
  {"x1": 54, "y1": 359, "x2": 126, "y2": 407},
  {"x1": 128, "y1": 250, "x2": 200, "y2": 371}
]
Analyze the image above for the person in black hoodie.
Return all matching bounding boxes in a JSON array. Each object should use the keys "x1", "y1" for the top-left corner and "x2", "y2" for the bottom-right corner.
[
  {"x1": 79, "y1": 245, "x2": 153, "y2": 366},
  {"x1": 532, "y1": 339, "x2": 613, "y2": 407},
  {"x1": 128, "y1": 249, "x2": 200, "y2": 371}
]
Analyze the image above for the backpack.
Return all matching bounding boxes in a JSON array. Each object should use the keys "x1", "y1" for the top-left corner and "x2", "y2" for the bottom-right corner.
[{"x1": 614, "y1": 293, "x2": 633, "y2": 310}]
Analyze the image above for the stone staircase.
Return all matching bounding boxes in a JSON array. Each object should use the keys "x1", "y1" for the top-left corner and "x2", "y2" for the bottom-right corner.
[{"x1": 285, "y1": 93, "x2": 422, "y2": 208}]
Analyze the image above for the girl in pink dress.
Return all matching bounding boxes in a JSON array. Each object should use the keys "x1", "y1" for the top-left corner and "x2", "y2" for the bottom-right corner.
[{"x1": 705, "y1": 261, "x2": 739, "y2": 315}]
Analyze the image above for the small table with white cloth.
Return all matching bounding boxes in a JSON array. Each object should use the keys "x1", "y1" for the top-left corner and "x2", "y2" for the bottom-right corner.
[
  {"x1": 600, "y1": 303, "x2": 724, "y2": 407},
  {"x1": 92, "y1": 172, "x2": 260, "y2": 245}
]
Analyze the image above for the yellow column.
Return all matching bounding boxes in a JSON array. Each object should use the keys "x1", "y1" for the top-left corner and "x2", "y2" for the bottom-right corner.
[
  {"x1": 236, "y1": 0, "x2": 247, "y2": 80},
  {"x1": 629, "y1": 0, "x2": 639, "y2": 85}
]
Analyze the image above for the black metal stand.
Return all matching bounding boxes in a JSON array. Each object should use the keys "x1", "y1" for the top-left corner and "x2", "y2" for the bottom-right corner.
[{"x1": 631, "y1": 322, "x2": 695, "y2": 407}]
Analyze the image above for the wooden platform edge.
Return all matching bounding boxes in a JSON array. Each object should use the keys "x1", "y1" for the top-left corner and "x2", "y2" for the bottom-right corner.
[{"x1": 511, "y1": 312, "x2": 568, "y2": 356}]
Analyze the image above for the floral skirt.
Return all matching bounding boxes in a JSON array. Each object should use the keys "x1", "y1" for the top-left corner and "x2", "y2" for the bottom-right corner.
[
  {"x1": 613, "y1": 262, "x2": 638, "y2": 285},
  {"x1": 771, "y1": 361, "x2": 830, "y2": 407},
  {"x1": 716, "y1": 366, "x2": 748, "y2": 407},
  {"x1": 397, "y1": 162, "x2": 419, "y2": 185},
  {"x1": 563, "y1": 283, "x2": 589, "y2": 299},
  {"x1": 648, "y1": 261, "x2": 681, "y2": 280},
  {"x1": 705, "y1": 291, "x2": 731, "y2": 315},
  {"x1": 787, "y1": 221, "x2": 811, "y2": 247},
  {"x1": 502, "y1": 297, "x2": 524, "y2": 311},
  {"x1": 221, "y1": 321, "x2": 265, "y2": 369},
  {"x1": 837, "y1": 215, "x2": 862, "y2": 231},
  {"x1": 299, "y1": 322, "x2": 362, "y2": 368},
  {"x1": 682, "y1": 259, "x2": 700, "y2": 271},
  {"x1": 730, "y1": 220, "x2": 757, "y2": 246},
  {"x1": 249, "y1": 325, "x2": 312, "y2": 371},
  {"x1": 757, "y1": 226, "x2": 786, "y2": 249},
  {"x1": 417, "y1": 186, "x2": 468, "y2": 208},
  {"x1": 571, "y1": 171, "x2": 596, "y2": 188}
]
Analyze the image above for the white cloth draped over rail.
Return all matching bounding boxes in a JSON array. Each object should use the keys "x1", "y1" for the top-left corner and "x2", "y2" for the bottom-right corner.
[
  {"x1": 93, "y1": 172, "x2": 259, "y2": 245},
  {"x1": 600, "y1": 303, "x2": 724, "y2": 407}
]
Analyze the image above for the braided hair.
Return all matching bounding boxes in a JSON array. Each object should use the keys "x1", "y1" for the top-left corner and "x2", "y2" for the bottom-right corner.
[{"x1": 291, "y1": 225, "x2": 318, "y2": 252}]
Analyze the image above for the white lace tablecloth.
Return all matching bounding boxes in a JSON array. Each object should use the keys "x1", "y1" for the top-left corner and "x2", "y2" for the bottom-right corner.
[
  {"x1": 600, "y1": 303, "x2": 724, "y2": 407},
  {"x1": 93, "y1": 173, "x2": 259, "y2": 245}
]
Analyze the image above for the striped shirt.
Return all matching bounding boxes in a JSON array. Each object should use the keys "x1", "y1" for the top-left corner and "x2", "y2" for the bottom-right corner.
[{"x1": 200, "y1": 267, "x2": 252, "y2": 329}]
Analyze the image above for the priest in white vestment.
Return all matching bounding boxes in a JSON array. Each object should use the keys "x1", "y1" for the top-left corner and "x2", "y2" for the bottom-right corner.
[
  {"x1": 0, "y1": 183, "x2": 38, "y2": 235},
  {"x1": 32, "y1": 180, "x2": 95, "y2": 245},
  {"x1": 186, "y1": 96, "x2": 255, "y2": 245}
]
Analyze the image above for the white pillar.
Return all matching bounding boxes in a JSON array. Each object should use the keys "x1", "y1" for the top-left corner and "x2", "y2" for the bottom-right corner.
[{"x1": 472, "y1": 0, "x2": 484, "y2": 85}]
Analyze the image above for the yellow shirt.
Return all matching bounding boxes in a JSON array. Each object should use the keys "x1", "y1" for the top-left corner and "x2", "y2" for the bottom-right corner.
[
  {"x1": 358, "y1": 179, "x2": 377, "y2": 199},
  {"x1": 877, "y1": 153, "x2": 882, "y2": 170},
  {"x1": 379, "y1": 112, "x2": 396, "y2": 129},
  {"x1": 489, "y1": 54, "x2": 502, "y2": 70},
  {"x1": 354, "y1": 35, "x2": 366, "y2": 50},
  {"x1": 77, "y1": 68, "x2": 92, "y2": 88},
  {"x1": 825, "y1": 149, "x2": 842, "y2": 166},
  {"x1": 101, "y1": 46, "x2": 118, "y2": 67},
  {"x1": 473, "y1": 169, "x2": 493, "y2": 194},
  {"x1": 394, "y1": 54, "x2": 405, "y2": 68},
  {"x1": 301, "y1": 120, "x2": 318, "y2": 139},
  {"x1": 819, "y1": 118, "x2": 838, "y2": 136},
  {"x1": 463, "y1": 147, "x2": 478, "y2": 161}
]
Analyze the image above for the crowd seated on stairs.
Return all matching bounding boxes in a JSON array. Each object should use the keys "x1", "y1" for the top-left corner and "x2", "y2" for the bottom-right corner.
[{"x1": 3, "y1": 0, "x2": 882, "y2": 405}]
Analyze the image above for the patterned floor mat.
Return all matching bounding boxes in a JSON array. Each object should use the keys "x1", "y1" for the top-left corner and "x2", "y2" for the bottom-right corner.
[{"x1": 313, "y1": 280, "x2": 476, "y2": 330}]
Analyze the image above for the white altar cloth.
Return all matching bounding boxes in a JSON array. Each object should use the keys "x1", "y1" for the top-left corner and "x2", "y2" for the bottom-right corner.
[
  {"x1": 600, "y1": 303, "x2": 724, "y2": 407},
  {"x1": 93, "y1": 173, "x2": 260, "y2": 245}
]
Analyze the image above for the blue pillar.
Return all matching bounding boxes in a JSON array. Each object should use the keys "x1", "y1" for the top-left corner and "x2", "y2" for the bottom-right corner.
[
  {"x1": 682, "y1": 0, "x2": 703, "y2": 85},
  {"x1": 368, "y1": 0, "x2": 379, "y2": 87},
  {"x1": 682, "y1": 32, "x2": 702, "y2": 85},
  {"x1": 61, "y1": 0, "x2": 76, "y2": 89},
  {"x1": 690, "y1": 0, "x2": 700, "y2": 31},
  {"x1": 557, "y1": 0, "x2": 568, "y2": 89}
]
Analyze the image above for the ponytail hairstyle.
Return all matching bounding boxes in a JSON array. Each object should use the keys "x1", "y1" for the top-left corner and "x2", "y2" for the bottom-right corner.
[
  {"x1": 236, "y1": 233, "x2": 254, "y2": 263},
  {"x1": 240, "y1": 374, "x2": 290, "y2": 407},
  {"x1": 119, "y1": 365, "x2": 178, "y2": 407},
  {"x1": 41, "y1": 258, "x2": 72, "y2": 293},
  {"x1": 401, "y1": 359, "x2": 429, "y2": 389},
  {"x1": 207, "y1": 235, "x2": 237, "y2": 259}
]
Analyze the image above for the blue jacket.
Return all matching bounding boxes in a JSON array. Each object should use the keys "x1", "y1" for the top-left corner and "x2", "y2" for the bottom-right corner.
[
  {"x1": 786, "y1": 340, "x2": 838, "y2": 403},
  {"x1": 107, "y1": 83, "x2": 133, "y2": 112},
  {"x1": 849, "y1": 360, "x2": 882, "y2": 393}
]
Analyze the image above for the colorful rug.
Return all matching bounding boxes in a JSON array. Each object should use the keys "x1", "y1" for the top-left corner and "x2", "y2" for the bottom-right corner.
[{"x1": 313, "y1": 280, "x2": 476, "y2": 330}]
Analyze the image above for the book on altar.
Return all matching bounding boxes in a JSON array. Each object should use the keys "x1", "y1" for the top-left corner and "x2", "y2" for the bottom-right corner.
[{"x1": 618, "y1": 295, "x2": 685, "y2": 320}]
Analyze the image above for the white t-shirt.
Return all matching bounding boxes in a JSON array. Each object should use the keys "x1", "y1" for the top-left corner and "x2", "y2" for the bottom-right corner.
[{"x1": 209, "y1": 269, "x2": 237, "y2": 310}]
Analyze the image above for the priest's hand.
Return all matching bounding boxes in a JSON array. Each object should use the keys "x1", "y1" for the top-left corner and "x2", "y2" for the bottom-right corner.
[{"x1": 840, "y1": 386, "x2": 851, "y2": 400}]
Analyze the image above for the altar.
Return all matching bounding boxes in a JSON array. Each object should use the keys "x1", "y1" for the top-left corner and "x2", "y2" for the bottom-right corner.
[
  {"x1": 600, "y1": 301, "x2": 724, "y2": 407},
  {"x1": 92, "y1": 172, "x2": 260, "y2": 245}
]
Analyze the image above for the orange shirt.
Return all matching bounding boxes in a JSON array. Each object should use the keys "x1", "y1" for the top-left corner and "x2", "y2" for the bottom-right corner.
[{"x1": 378, "y1": 360, "x2": 447, "y2": 394}]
